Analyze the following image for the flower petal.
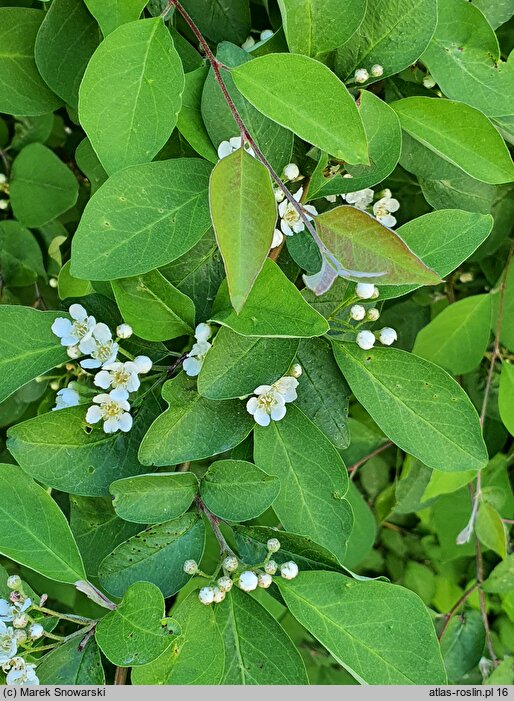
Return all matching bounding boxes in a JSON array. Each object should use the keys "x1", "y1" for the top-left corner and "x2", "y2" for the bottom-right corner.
[
  {"x1": 85, "y1": 406, "x2": 103, "y2": 424},
  {"x1": 51, "y1": 318, "x2": 72, "y2": 338}
]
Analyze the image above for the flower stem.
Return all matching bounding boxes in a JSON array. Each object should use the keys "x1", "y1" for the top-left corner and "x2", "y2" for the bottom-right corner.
[
  {"x1": 195, "y1": 496, "x2": 234, "y2": 556},
  {"x1": 31, "y1": 605, "x2": 95, "y2": 626}
]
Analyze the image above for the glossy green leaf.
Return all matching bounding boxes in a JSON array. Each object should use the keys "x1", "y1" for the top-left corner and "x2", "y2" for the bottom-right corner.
[
  {"x1": 483, "y1": 553, "x2": 514, "y2": 594},
  {"x1": 10, "y1": 143, "x2": 78, "y2": 227},
  {"x1": 110, "y1": 472, "x2": 199, "y2": 524},
  {"x1": 71, "y1": 158, "x2": 212, "y2": 281},
  {"x1": 7, "y1": 394, "x2": 161, "y2": 497},
  {"x1": 112, "y1": 270, "x2": 195, "y2": 342},
  {"x1": 470, "y1": 0, "x2": 514, "y2": 28},
  {"x1": 499, "y1": 363, "x2": 514, "y2": 436},
  {"x1": 75, "y1": 138, "x2": 108, "y2": 195},
  {"x1": 79, "y1": 18, "x2": 184, "y2": 174},
  {"x1": 0, "y1": 463, "x2": 85, "y2": 584},
  {"x1": 211, "y1": 259, "x2": 329, "y2": 338},
  {"x1": 277, "y1": 0, "x2": 365, "y2": 56},
  {"x1": 139, "y1": 374, "x2": 254, "y2": 467},
  {"x1": 36, "y1": 637, "x2": 105, "y2": 685},
  {"x1": 316, "y1": 205, "x2": 440, "y2": 286},
  {"x1": 232, "y1": 54, "x2": 368, "y2": 164},
  {"x1": 333, "y1": 344, "x2": 489, "y2": 472},
  {"x1": 413, "y1": 295, "x2": 492, "y2": 375},
  {"x1": 441, "y1": 609, "x2": 485, "y2": 682},
  {"x1": 0, "y1": 307, "x2": 68, "y2": 404},
  {"x1": 343, "y1": 481, "x2": 377, "y2": 569},
  {"x1": 0, "y1": 8, "x2": 62, "y2": 115},
  {"x1": 58, "y1": 261, "x2": 94, "y2": 299},
  {"x1": 198, "y1": 327, "x2": 299, "y2": 400},
  {"x1": 254, "y1": 405, "x2": 352, "y2": 562},
  {"x1": 335, "y1": 0, "x2": 438, "y2": 81},
  {"x1": 96, "y1": 582, "x2": 172, "y2": 667},
  {"x1": 34, "y1": 0, "x2": 100, "y2": 108},
  {"x1": 210, "y1": 148, "x2": 276, "y2": 312},
  {"x1": 177, "y1": 67, "x2": 218, "y2": 163},
  {"x1": 84, "y1": 0, "x2": 148, "y2": 36},
  {"x1": 180, "y1": 0, "x2": 250, "y2": 44},
  {"x1": 132, "y1": 592, "x2": 225, "y2": 685},
  {"x1": 99, "y1": 513, "x2": 205, "y2": 598},
  {"x1": 476, "y1": 502, "x2": 507, "y2": 558},
  {"x1": 391, "y1": 97, "x2": 514, "y2": 184},
  {"x1": 200, "y1": 460, "x2": 279, "y2": 522},
  {"x1": 216, "y1": 587, "x2": 308, "y2": 684},
  {"x1": 278, "y1": 571, "x2": 447, "y2": 684},
  {"x1": 0, "y1": 221, "x2": 45, "y2": 287}
]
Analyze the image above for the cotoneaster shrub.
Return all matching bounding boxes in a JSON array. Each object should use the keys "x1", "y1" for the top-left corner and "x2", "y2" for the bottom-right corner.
[{"x1": 0, "y1": 0, "x2": 513, "y2": 687}]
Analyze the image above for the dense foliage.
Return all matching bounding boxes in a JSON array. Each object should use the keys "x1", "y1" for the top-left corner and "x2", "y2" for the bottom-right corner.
[{"x1": 0, "y1": 0, "x2": 514, "y2": 687}]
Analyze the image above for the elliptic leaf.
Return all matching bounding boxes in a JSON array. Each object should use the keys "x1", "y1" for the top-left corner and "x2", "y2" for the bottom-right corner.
[
  {"x1": 0, "y1": 221, "x2": 45, "y2": 288},
  {"x1": 177, "y1": 67, "x2": 218, "y2": 163},
  {"x1": 180, "y1": 0, "x2": 250, "y2": 44},
  {"x1": 499, "y1": 363, "x2": 514, "y2": 436},
  {"x1": 84, "y1": 0, "x2": 148, "y2": 36},
  {"x1": 36, "y1": 637, "x2": 105, "y2": 685}
]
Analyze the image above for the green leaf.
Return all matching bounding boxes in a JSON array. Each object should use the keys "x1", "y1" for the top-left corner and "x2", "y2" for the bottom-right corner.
[
  {"x1": 84, "y1": 0, "x2": 148, "y2": 36},
  {"x1": 139, "y1": 373, "x2": 254, "y2": 466},
  {"x1": 7, "y1": 394, "x2": 161, "y2": 497},
  {"x1": 180, "y1": 0, "x2": 250, "y2": 44},
  {"x1": 110, "y1": 473, "x2": 199, "y2": 524},
  {"x1": 210, "y1": 148, "x2": 276, "y2": 312},
  {"x1": 0, "y1": 463, "x2": 85, "y2": 584},
  {"x1": 277, "y1": 0, "x2": 365, "y2": 56},
  {"x1": 96, "y1": 582, "x2": 173, "y2": 667},
  {"x1": 132, "y1": 591, "x2": 225, "y2": 685},
  {"x1": 34, "y1": 0, "x2": 100, "y2": 109},
  {"x1": 379, "y1": 210, "x2": 494, "y2": 300},
  {"x1": 254, "y1": 405, "x2": 352, "y2": 562},
  {"x1": 211, "y1": 259, "x2": 329, "y2": 338},
  {"x1": 333, "y1": 344, "x2": 488, "y2": 472},
  {"x1": 316, "y1": 205, "x2": 441, "y2": 286},
  {"x1": 215, "y1": 587, "x2": 308, "y2": 684},
  {"x1": 335, "y1": 0, "x2": 438, "y2": 81},
  {"x1": 343, "y1": 481, "x2": 377, "y2": 569},
  {"x1": 200, "y1": 460, "x2": 279, "y2": 522},
  {"x1": 10, "y1": 143, "x2": 79, "y2": 228},
  {"x1": 278, "y1": 571, "x2": 447, "y2": 684},
  {"x1": 231, "y1": 54, "x2": 368, "y2": 164},
  {"x1": 476, "y1": 502, "x2": 508, "y2": 559},
  {"x1": 176, "y1": 67, "x2": 218, "y2": 163},
  {"x1": 79, "y1": 18, "x2": 184, "y2": 175},
  {"x1": 483, "y1": 553, "x2": 514, "y2": 594},
  {"x1": 441, "y1": 609, "x2": 485, "y2": 682},
  {"x1": 99, "y1": 513, "x2": 205, "y2": 598},
  {"x1": 112, "y1": 270, "x2": 195, "y2": 342},
  {"x1": 198, "y1": 327, "x2": 299, "y2": 400},
  {"x1": 0, "y1": 221, "x2": 45, "y2": 287},
  {"x1": 499, "y1": 363, "x2": 514, "y2": 436},
  {"x1": 0, "y1": 307, "x2": 68, "y2": 404},
  {"x1": 0, "y1": 8, "x2": 62, "y2": 115},
  {"x1": 470, "y1": 0, "x2": 514, "y2": 28},
  {"x1": 58, "y1": 261, "x2": 94, "y2": 300},
  {"x1": 295, "y1": 338, "x2": 350, "y2": 450},
  {"x1": 413, "y1": 295, "x2": 492, "y2": 375},
  {"x1": 71, "y1": 158, "x2": 212, "y2": 281},
  {"x1": 391, "y1": 97, "x2": 514, "y2": 184},
  {"x1": 75, "y1": 138, "x2": 108, "y2": 195},
  {"x1": 421, "y1": 0, "x2": 514, "y2": 118},
  {"x1": 36, "y1": 637, "x2": 105, "y2": 685}
]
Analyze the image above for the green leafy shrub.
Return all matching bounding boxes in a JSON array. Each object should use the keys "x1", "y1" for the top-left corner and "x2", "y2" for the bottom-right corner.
[{"x1": 0, "y1": 0, "x2": 513, "y2": 687}]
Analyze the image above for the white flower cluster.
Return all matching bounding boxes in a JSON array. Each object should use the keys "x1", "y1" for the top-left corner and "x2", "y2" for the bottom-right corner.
[
  {"x1": 339, "y1": 185, "x2": 400, "y2": 228},
  {"x1": 350, "y1": 284, "x2": 397, "y2": 349},
  {"x1": 217, "y1": 136, "x2": 255, "y2": 160},
  {"x1": 241, "y1": 29, "x2": 273, "y2": 51},
  {"x1": 50, "y1": 304, "x2": 153, "y2": 433},
  {"x1": 272, "y1": 163, "x2": 318, "y2": 249},
  {"x1": 187, "y1": 538, "x2": 299, "y2": 606},
  {"x1": 354, "y1": 64, "x2": 383, "y2": 83},
  {"x1": 183, "y1": 323, "x2": 213, "y2": 377},
  {"x1": 246, "y1": 364, "x2": 302, "y2": 427},
  {"x1": 0, "y1": 576, "x2": 41, "y2": 686}
]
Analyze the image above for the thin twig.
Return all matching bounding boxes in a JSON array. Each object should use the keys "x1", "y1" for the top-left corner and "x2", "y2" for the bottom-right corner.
[
  {"x1": 347, "y1": 441, "x2": 393, "y2": 480},
  {"x1": 438, "y1": 583, "x2": 479, "y2": 640},
  {"x1": 167, "y1": 352, "x2": 188, "y2": 377},
  {"x1": 114, "y1": 667, "x2": 128, "y2": 685},
  {"x1": 195, "y1": 496, "x2": 234, "y2": 555}
]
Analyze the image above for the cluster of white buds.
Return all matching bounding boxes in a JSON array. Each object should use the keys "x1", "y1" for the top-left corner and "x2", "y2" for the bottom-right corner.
[
  {"x1": 183, "y1": 323, "x2": 213, "y2": 377},
  {"x1": 0, "y1": 172, "x2": 9, "y2": 211},
  {"x1": 356, "y1": 327, "x2": 398, "y2": 350},
  {"x1": 354, "y1": 64, "x2": 383, "y2": 84},
  {"x1": 50, "y1": 304, "x2": 152, "y2": 433},
  {"x1": 217, "y1": 136, "x2": 255, "y2": 160},
  {"x1": 0, "y1": 576, "x2": 40, "y2": 686},
  {"x1": 340, "y1": 185, "x2": 400, "y2": 227},
  {"x1": 246, "y1": 366, "x2": 301, "y2": 427}
]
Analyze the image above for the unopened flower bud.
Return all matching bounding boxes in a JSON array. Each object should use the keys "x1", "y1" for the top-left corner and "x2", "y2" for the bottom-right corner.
[
  {"x1": 0, "y1": 199, "x2": 9, "y2": 210},
  {"x1": 241, "y1": 35, "x2": 255, "y2": 51},
  {"x1": 370, "y1": 64, "x2": 384, "y2": 77},
  {"x1": 133, "y1": 355, "x2": 152, "y2": 374},
  {"x1": 238, "y1": 571, "x2": 259, "y2": 592},
  {"x1": 7, "y1": 576, "x2": 21, "y2": 591},
  {"x1": 280, "y1": 561, "x2": 299, "y2": 580},
  {"x1": 222, "y1": 556, "x2": 239, "y2": 573},
  {"x1": 198, "y1": 587, "x2": 215, "y2": 605},
  {"x1": 49, "y1": 277, "x2": 58, "y2": 288},
  {"x1": 274, "y1": 188, "x2": 285, "y2": 203},
  {"x1": 260, "y1": 29, "x2": 273, "y2": 41},
  {"x1": 116, "y1": 323, "x2": 133, "y2": 339},
  {"x1": 50, "y1": 381, "x2": 60, "y2": 391},
  {"x1": 29, "y1": 623, "x2": 44, "y2": 640},
  {"x1": 283, "y1": 163, "x2": 300, "y2": 181},
  {"x1": 13, "y1": 614, "x2": 28, "y2": 629},
  {"x1": 212, "y1": 587, "x2": 225, "y2": 603},
  {"x1": 356, "y1": 330, "x2": 376, "y2": 350},
  {"x1": 378, "y1": 327, "x2": 397, "y2": 346},
  {"x1": 423, "y1": 75, "x2": 436, "y2": 89},
  {"x1": 13, "y1": 629, "x2": 27, "y2": 644},
  {"x1": 258, "y1": 573, "x2": 273, "y2": 589},
  {"x1": 350, "y1": 304, "x2": 366, "y2": 321},
  {"x1": 355, "y1": 283, "x2": 377, "y2": 300},
  {"x1": 267, "y1": 538, "x2": 281, "y2": 553},
  {"x1": 67, "y1": 345, "x2": 81, "y2": 359},
  {"x1": 367, "y1": 308, "x2": 380, "y2": 322},
  {"x1": 289, "y1": 363, "x2": 302, "y2": 378},
  {"x1": 217, "y1": 576, "x2": 233, "y2": 592},
  {"x1": 354, "y1": 68, "x2": 369, "y2": 83},
  {"x1": 0, "y1": 173, "x2": 7, "y2": 184},
  {"x1": 183, "y1": 559, "x2": 198, "y2": 575},
  {"x1": 264, "y1": 560, "x2": 278, "y2": 575}
]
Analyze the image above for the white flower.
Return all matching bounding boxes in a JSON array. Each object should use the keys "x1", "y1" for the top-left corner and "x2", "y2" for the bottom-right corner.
[
  {"x1": 283, "y1": 163, "x2": 300, "y2": 181},
  {"x1": 217, "y1": 136, "x2": 255, "y2": 160},
  {"x1": 246, "y1": 385, "x2": 286, "y2": 427},
  {"x1": 217, "y1": 576, "x2": 233, "y2": 592},
  {"x1": 280, "y1": 561, "x2": 299, "y2": 580},
  {"x1": 79, "y1": 323, "x2": 119, "y2": 369},
  {"x1": 198, "y1": 587, "x2": 215, "y2": 605},
  {"x1": 28, "y1": 623, "x2": 43, "y2": 640},
  {"x1": 356, "y1": 283, "x2": 378, "y2": 300},
  {"x1": 94, "y1": 361, "x2": 141, "y2": 393},
  {"x1": 212, "y1": 587, "x2": 225, "y2": 604},
  {"x1": 85, "y1": 389, "x2": 132, "y2": 434},
  {"x1": 278, "y1": 187, "x2": 317, "y2": 237},
  {"x1": 367, "y1": 308, "x2": 380, "y2": 322},
  {"x1": 241, "y1": 35, "x2": 255, "y2": 51},
  {"x1": 194, "y1": 323, "x2": 212, "y2": 343},
  {"x1": 51, "y1": 304, "x2": 96, "y2": 348},
  {"x1": 267, "y1": 538, "x2": 281, "y2": 553},
  {"x1": 5, "y1": 658, "x2": 39, "y2": 686},
  {"x1": 183, "y1": 560, "x2": 198, "y2": 575},
  {"x1": 116, "y1": 323, "x2": 133, "y2": 339},
  {"x1": 183, "y1": 340, "x2": 211, "y2": 377},
  {"x1": 271, "y1": 228, "x2": 284, "y2": 249},
  {"x1": 258, "y1": 573, "x2": 273, "y2": 589},
  {"x1": 272, "y1": 376, "x2": 298, "y2": 403},
  {"x1": 423, "y1": 75, "x2": 436, "y2": 89},
  {"x1": 379, "y1": 327, "x2": 397, "y2": 346},
  {"x1": 222, "y1": 556, "x2": 239, "y2": 573},
  {"x1": 260, "y1": 29, "x2": 273, "y2": 41},
  {"x1": 264, "y1": 560, "x2": 277, "y2": 575},
  {"x1": 356, "y1": 330, "x2": 376, "y2": 350},
  {"x1": 373, "y1": 196, "x2": 400, "y2": 228},
  {"x1": 354, "y1": 68, "x2": 369, "y2": 83},
  {"x1": 371, "y1": 64, "x2": 384, "y2": 77},
  {"x1": 343, "y1": 188, "x2": 374, "y2": 210},
  {"x1": 350, "y1": 304, "x2": 366, "y2": 321},
  {"x1": 238, "y1": 571, "x2": 258, "y2": 592},
  {"x1": 0, "y1": 622, "x2": 17, "y2": 664},
  {"x1": 53, "y1": 387, "x2": 80, "y2": 411},
  {"x1": 133, "y1": 355, "x2": 153, "y2": 374}
]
